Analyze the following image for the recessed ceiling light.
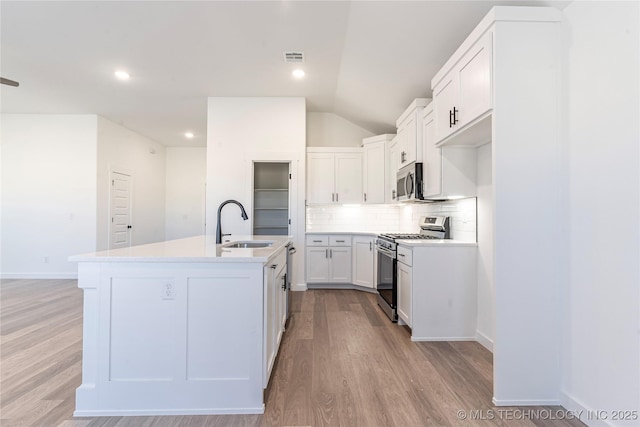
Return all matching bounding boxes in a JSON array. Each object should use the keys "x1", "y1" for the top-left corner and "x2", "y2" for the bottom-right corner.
[
  {"x1": 184, "y1": 132, "x2": 195, "y2": 139},
  {"x1": 292, "y1": 69, "x2": 305, "y2": 79},
  {"x1": 114, "y1": 70, "x2": 130, "y2": 80}
]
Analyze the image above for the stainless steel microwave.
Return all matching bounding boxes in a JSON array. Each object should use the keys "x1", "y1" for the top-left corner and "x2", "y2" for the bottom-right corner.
[{"x1": 396, "y1": 162, "x2": 424, "y2": 202}]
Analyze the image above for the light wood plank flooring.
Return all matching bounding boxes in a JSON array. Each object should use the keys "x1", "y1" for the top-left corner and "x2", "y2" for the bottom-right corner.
[{"x1": 1, "y1": 279, "x2": 584, "y2": 427}]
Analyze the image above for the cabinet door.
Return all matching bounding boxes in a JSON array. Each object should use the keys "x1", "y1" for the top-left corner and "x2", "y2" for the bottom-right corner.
[
  {"x1": 433, "y1": 75, "x2": 458, "y2": 143},
  {"x1": 352, "y1": 237, "x2": 375, "y2": 288},
  {"x1": 307, "y1": 153, "x2": 335, "y2": 204},
  {"x1": 264, "y1": 266, "x2": 276, "y2": 384},
  {"x1": 396, "y1": 123, "x2": 409, "y2": 168},
  {"x1": 306, "y1": 247, "x2": 330, "y2": 282},
  {"x1": 404, "y1": 115, "x2": 417, "y2": 164},
  {"x1": 329, "y1": 247, "x2": 352, "y2": 283},
  {"x1": 335, "y1": 153, "x2": 362, "y2": 204},
  {"x1": 397, "y1": 261, "x2": 412, "y2": 327},
  {"x1": 458, "y1": 33, "x2": 492, "y2": 126},
  {"x1": 363, "y1": 142, "x2": 386, "y2": 204},
  {"x1": 388, "y1": 138, "x2": 399, "y2": 202},
  {"x1": 422, "y1": 107, "x2": 442, "y2": 197}
]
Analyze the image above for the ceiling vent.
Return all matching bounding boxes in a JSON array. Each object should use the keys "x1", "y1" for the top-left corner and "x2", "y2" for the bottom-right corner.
[{"x1": 284, "y1": 52, "x2": 304, "y2": 63}]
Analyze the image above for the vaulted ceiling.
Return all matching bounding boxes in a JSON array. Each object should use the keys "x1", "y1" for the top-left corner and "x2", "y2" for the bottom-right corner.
[{"x1": 0, "y1": 1, "x2": 569, "y2": 147}]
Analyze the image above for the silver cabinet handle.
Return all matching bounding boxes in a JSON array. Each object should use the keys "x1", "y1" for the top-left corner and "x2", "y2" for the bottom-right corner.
[
  {"x1": 325, "y1": 249, "x2": 328, "y2": 258},
  {"x1": 336, "y1": 193, "x2": 339, "y2": 202},
  {"x1": 364, "y1": 193, "x2": 367, "y2": 202},
  {"x1": 336, "y1": 240, "x2": 345, "y2": 243},
  {"x1": 331, "y1": 193, "x2": 335, "y2": 202},
  {"x1": 330, "y1": 249, "x2": 333, "y2": 258},
  {"x1": 369, "y1": 242, "x2": 372, "y2": 251},
  {"x1": 398, "y1": 253, "x2": 405, "y2": 257},
  {"x1": 313, "y1": 240, "x2": 322, "y2": 243}
]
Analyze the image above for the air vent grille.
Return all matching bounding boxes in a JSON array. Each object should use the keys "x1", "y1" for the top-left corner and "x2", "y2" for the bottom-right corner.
[{"x1": 284, "y1": 52, "x2": 304, "y2": 63}]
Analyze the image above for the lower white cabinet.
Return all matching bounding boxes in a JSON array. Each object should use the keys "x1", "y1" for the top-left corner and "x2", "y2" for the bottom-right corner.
[
  {"x1": 306, "y1": 235, "x2": 352, "y2": 283},
  {"x1": 352, "y1": 236, "x2": 375, "y2": 288},
  {"x1": 264, "y1": 249, "x2": 287, "y2": 385},
  {"x1": 397, "y1": 245, "x2": 413, "y2": 326}
]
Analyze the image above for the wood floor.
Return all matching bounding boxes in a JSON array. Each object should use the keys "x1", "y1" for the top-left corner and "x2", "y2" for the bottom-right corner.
[{"x1": 0, "y1": 279, "x2": 584, "y2": 427}]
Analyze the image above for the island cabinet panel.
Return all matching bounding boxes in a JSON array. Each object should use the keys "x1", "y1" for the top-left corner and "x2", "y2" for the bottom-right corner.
[{"x1": 75, "y1": 260, "x2": 273, "y2": 416}]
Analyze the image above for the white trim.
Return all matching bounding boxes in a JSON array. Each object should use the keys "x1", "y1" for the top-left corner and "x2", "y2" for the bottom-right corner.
[
  {"x1": 73, "y1": 405, "x2": 265, "y2": 417},
  {"x1": 492, "y1": 397, "x2": 561, "y2": 406},
  {"x1": 411, "y1": 336, "x2": 476, "y2": 342},
  {"x1": 1, "y1": 272, "x2": 78, "y2": 279},
  {"x1": 560, "y1": 391, "x2": 614, "y2": 427},
  {"x1": 475, "y1": 330, "x2": 494, "y2": 352},
  {"x1": 291, "y1": 283, "x2": 307, "y2": 291}
]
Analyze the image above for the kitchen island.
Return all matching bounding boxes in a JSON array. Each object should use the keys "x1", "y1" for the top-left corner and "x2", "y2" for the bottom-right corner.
[{"x1": 69, "y1": 235, "x2": 291, "y2": 416}]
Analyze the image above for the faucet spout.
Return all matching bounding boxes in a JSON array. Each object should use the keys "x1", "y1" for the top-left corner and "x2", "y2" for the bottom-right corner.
[{"x1": 216, "y1": 200, "x2": 249, "y2": 244}]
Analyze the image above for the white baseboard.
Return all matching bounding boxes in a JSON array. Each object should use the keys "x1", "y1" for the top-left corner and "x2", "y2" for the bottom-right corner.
[
  {"x1": 291, "y1": 283, "x2": 307, "y2": 291},
  {"x1": 73, "y1": 405, "x2": 265, "y2": 416},
  {"x1": 560, "y1": 391, "x2": 614, "y2": 427},
  {"x1": 492, "y1": 397, "x2": 561, "y2": 406},
  {"x1": 475, "y1": 330, "x2": 494, "y2": 352},
  {"x1": 1, "y1": 272, "x2": 78, "y2": 279},
  {"x1": 411, "y1": 336, "x2": 476, "y2": 342}
]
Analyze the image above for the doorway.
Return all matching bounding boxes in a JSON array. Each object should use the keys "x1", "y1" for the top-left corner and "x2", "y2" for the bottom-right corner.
[
  {"x1": 109, "y1": 171, "x2": 132, "y2": 249},
  {"x1": 252, "y1": 162, "x2": 290, "y2": 236}
]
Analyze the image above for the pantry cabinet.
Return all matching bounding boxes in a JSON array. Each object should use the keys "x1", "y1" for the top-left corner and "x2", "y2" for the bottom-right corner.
[
  {"x1": 307, "y1": 149, "x2": 362, "y2": 204},
  {"x1": 432, "y1": 32, "x2": 492, "y2": 144}
]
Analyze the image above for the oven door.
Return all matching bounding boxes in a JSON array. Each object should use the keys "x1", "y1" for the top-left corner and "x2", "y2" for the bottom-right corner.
[{"x1": 375, "y1": 245, "x2": 397, "y2": 321}]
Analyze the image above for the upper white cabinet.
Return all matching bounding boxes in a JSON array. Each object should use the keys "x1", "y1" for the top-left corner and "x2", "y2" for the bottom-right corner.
[
  {"x1": 307, "y1": 148, "x2": 362, "y2": 204},
  {"x1": 388, "y1": 136, "x2": 400, "y2": 202},
  {"x1": 422, "y1": 103, "x2": 477, "y2": 199},
  {"x1": 362, "y1": 134, "x2": 394, "y2": 204},
  {"x1": 395, "y1": 98, "x2": 430, "y2": 169},
  {"x1": 432, "y1": 32, "x2": 492, "y2": 145}
]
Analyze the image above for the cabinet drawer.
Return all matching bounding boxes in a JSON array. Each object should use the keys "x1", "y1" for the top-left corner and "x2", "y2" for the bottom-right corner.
[
  {"x1": 329, "y1": 236, "x2": 351, "y2": 246},
  {"x1": 306, "y1": 235, "x2": 329, "y2": 246},
  {"x1": 397, "y1": 245, "x2": 413, "y2": 266},
  {"x1": 268, "y1": 249, "x2": 287, "y2": 276}
]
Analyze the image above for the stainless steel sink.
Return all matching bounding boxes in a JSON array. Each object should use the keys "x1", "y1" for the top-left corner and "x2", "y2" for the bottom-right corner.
[{"x1": 222, "y1": 241, "x2": 273, "y2": 248}]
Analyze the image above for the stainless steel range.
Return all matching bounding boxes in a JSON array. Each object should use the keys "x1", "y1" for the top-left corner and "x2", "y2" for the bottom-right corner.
[{"x1": 375, "y1": 216, "x2": 450, "y2": 322}]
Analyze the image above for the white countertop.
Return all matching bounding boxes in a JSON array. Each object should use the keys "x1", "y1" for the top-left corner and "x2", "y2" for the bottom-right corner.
[
  {"x1": 396, "y1": 239, "x2": 477, "y2": 247},
  {"x1": 69, "y1": 235, "x2": 292, "y2": 263},
  {"x1": 306, "y1": 231, "x2": 380, "y2": 236}
]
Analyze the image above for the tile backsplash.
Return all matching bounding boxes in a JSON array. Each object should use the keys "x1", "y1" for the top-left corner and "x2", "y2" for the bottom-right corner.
[{"x1": 306, "y1": 197, "x2": 477, "y2": 242}]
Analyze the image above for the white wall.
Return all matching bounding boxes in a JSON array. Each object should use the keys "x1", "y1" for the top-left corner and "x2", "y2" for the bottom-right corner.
[
  {"x1": 475, "y1": 143, "x2": 494, "y2": 351},
  {"x1": 96, "y1": 117, "x2": 166, "y2": 250},
  {"x1": 307, "y1": 112, "x2": 374, "y2": 147},
  {"x1": 561, "y1": 2, "x2": 640, "y2": 424},
  {"x1": 0, "y1": 114, "x2": 97, "y2": 278},
  {"x1": 207, "y1": 97, "x2": 306, "y2": 288},
  {"x1": 165, "y1": 147, "x2": 206, "y2": 240}
]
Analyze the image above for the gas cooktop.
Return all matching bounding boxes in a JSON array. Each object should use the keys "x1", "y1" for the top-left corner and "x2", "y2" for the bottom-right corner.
[{"x1": 378, "y1": 233, "x2": 439, "y2": 241}]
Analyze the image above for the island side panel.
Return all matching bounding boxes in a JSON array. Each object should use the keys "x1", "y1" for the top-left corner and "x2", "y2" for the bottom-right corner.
[{"x1": 75, "y1": 261, "x2": 266, "y2": 416}]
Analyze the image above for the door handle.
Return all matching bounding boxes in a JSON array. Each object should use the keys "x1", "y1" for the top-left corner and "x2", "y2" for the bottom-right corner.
[
  {"x1": 127, "y1": 225, "x2": 132, "y2": 229},
  {"x1": 453, "y1": 106, "x2": 459, "y2": 125}
]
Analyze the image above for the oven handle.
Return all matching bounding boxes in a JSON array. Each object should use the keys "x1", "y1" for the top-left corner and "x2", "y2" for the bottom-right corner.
[{"x1": 375, "y1": 245, "x2": 396, "y2": 259}]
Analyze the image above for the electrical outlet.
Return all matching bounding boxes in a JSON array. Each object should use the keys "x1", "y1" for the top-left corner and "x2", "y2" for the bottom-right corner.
[{"x1": 162, "y1": 282, "x2": 175, "y2": 300}]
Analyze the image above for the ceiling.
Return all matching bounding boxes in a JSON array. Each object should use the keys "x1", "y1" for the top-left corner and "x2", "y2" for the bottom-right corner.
[{"x1": 0, "y1": 1, "x2": 570, "y2": 147}]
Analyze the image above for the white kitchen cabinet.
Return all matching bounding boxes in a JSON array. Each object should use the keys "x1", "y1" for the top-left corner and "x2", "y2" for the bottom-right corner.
[
  {"x1": 395, "y1": 98, "x2": 430, "y2": 168},
  {"x1": 397, "y1": 245, "x2": 413, "y2": 327},
  {"x1": 307, "y1": 149, "x2": 362, "y2": 204},
  {"x1": 362, "y1": 134, "x2": 394, "y2": 204},
  {"x1": 388, "y1": 136, "x2": 399, "y2": 202},
  {"x1": 352, "y1": 236, "x2": 375, "y2": 288},
  {"x1": 305, "y1": 235, "x2": 352, "y2": 283},
  {"x1": 432, "y1": 32, "x2": 492, "y2": 145},
  {"x1": 422, "y1": 103, "x2": 477, "y2": 199},
  {"x1": 264, "y1": 249, "x2": 287, "y2": 385}
]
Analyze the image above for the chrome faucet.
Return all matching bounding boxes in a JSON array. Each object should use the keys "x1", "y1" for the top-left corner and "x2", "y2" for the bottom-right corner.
[{"x1": 216, "y1": 200, "x2": 249, "y2": 244}]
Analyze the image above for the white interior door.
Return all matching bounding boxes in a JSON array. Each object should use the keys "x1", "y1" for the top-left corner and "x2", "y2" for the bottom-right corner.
[{"x1": 110, "y1": 171, "x2": 132, "y2": 249}]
